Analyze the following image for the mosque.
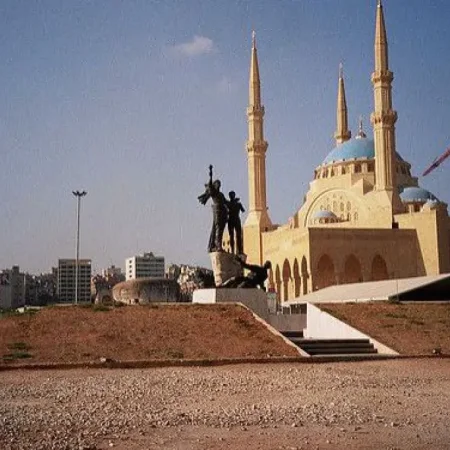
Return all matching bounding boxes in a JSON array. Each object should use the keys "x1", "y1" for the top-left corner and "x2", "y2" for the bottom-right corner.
[{"x1": 241, "y1": 1, "x2": 450, "y2": 302}]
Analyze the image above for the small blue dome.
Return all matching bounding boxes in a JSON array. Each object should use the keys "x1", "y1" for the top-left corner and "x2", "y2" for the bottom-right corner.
[
  {"x1": 400, "y1": 186, "x2": 438, "y2": 203},
  {"x1": 312, "y1": 210, "x2": 338, "y2": 220},
  {"x1": 322, "y1": 137, "x2": 404, "y2": 165}
]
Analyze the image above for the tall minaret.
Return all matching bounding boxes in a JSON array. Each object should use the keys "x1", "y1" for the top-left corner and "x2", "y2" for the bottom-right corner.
[
  {"x1": 334, "y1": 63, "x2": 351, "y2": 145},
  {"x1": 244, "y1": 31, "x2": 272, "y2": 230},
  {"x1": 370, "y1": 0, "x2": 399, "y2": 204}
]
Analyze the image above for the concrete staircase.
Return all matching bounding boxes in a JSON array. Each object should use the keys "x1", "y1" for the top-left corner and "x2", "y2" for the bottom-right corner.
[{"x1": 281, "y1": 331, "x2": 378, "y2": 357}]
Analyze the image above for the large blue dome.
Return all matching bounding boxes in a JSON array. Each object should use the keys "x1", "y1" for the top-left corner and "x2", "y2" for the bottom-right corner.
[
  {"x1": 399, "y1": 186, "x2": 438, "y2": 203},
  {"x1": 322, "y1": 137, "x2": 404, "y2": 165}
]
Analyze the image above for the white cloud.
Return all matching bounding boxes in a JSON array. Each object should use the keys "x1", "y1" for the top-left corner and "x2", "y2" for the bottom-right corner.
[{"x1": 172, "y1": 35, "x2": 216, "y2": 57}]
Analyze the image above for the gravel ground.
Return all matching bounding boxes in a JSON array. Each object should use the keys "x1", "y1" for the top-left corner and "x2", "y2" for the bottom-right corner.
[{"x1": 0, "y1": 359, "x2": 449, "y2": 450}]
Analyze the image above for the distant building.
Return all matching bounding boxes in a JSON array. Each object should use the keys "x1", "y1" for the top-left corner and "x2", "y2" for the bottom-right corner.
[
  {"x1": 101, "y1": 265, "x2": 124, "y2": 280},
  {"x1": 0, "y1": 281, "x2": 12, "y2": 309},
  {"x1": 125, "y1": 253, "x2": 165, "y2": 281},
  {"x1": 57, "y1": 259, "x2": 92, "y2": 303},
  {"x1": 24, "y1": 269, "x2": 57, "y2": 306},
  {"x1": 0, "y1": 266, "x2": 25, "y2": 309},
  {"x1": 166, "y1": 263, "x2": 214, "y2": 301}
]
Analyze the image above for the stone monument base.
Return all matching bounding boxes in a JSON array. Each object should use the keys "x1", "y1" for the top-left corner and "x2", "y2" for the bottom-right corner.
[
  {"x1": 209, "y1": 251, "x2": 246, "y2": 286},
  {"x1": 193, "y1": 288, "x2": 269, "y2": 320}
]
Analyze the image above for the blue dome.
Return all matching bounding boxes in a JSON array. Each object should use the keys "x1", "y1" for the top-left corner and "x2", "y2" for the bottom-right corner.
[
  {"x1": 322, "y1": 137, "x2": 404, "y2": 165},
  {"x1": 312, "y1": 210, "x2": 338, "y2": 220},
  {"x1": 399, "y1": 186, "x2": 438, "y2": 203}
]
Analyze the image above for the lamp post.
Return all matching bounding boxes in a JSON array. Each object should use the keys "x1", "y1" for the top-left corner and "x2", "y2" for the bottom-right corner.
[{"x1": 72, "y1": 190, "x2": 87, "y2": 304}]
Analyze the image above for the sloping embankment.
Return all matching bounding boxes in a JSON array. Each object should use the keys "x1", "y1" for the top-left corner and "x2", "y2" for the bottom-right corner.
[
  {"x1": 0, "y1": 304, "x2": 299, "y2": 366},
  {"x1": 318, "y1": 302, "x2": 450, "y2": 355}
]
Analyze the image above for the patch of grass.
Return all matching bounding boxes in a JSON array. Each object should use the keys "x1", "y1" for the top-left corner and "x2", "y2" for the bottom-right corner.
[
  {"x1": 385, "y1": 312, "x2": 407, "y2": 319},
  {"x1": 3, "y1": 351, "x2": 33, "y2": 361},
  {"x1": 8, "y1": 342, "x2": 31, "y2": 351},
  {"x1": 167, "y1": 349, "x2": 184, "y2": 359},
  {"x1": 411, "y1": 319, "x2": 425, "y2": 326},
  {"x1": 0, "y1": 309, "x2": 39, "y2": 319},
  {"x1": 78, "y1": 303, "x2": 111, "y2": 312}
]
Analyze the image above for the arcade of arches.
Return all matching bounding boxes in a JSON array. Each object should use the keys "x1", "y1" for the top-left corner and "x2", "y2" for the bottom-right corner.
[{"x1": 268, "y1": 253, "x2": 390, "y2": 303}]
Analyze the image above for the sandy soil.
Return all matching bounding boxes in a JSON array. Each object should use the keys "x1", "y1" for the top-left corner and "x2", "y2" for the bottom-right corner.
[
  {"x1": 0, "y1": 304, "x2": 298, "y2": 365},
  {"x1": 320, "y1": 302, "x2": 450, "y2": 355},
  {"x1": 1, "y1": 359, "x2": 449, "y2": 450}
]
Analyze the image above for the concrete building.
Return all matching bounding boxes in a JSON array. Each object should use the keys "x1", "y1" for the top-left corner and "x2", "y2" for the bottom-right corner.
[
  {"x1": 0, "y1": 266, "x2": 25, "y2": 309},
  {"x1": 0, "y1": 281, "x2": 12, "y2": 309},
  {"x1": 241, "y1": 2, "x2": 450, "y2": 303},
  {"x1": 57, "y1": 259, "x2": 92, "y2": 303},
  {"x1": 125, "y1": 252, "x2": 165, "y2": 281},
  {"x1": 101, "y1": 265, "x2": 124, "y2": 280}
]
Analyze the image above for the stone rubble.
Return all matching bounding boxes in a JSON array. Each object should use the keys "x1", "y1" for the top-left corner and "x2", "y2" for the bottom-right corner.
[{"x1": 0, "y1": 359, "x2": 449, "y2": 449}]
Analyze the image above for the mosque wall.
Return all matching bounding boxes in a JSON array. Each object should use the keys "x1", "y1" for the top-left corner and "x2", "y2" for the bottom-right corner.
[
  {"x1": 396, "y1": 209, "x2": 447, "y2": 275},
  {"x1": 308, "y1": 228, "x2": 419, "y2": 292},
  {"x1": 262, "y1": 228, "x2": 311, "y2": 302}
]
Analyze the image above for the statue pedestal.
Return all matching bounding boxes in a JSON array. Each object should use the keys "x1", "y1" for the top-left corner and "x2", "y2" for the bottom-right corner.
[
  {"x1": 193, "y1": 288, "x2": 269, "y2": 320},
  {"x1": 209, "y1": 251, "x2": 245, "y2": 286}
]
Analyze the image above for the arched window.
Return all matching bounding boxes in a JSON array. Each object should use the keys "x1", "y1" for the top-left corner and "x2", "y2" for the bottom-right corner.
[
  {"x1": 315, "y1": 255, "x2": 335, "y2": 290},
  {"x1": 343, "y1": 254, "x2": 362, "y2": 284},
  {"x1": 371, "y1": 255, "x2": 388, "y2": 281},
  {"x1": 355, "y1": 164, "x2": 362, "y2": 173}
]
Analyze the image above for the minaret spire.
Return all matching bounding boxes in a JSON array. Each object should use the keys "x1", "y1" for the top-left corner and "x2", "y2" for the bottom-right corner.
[
  {"x1": 356, "y1": 116, "x2": 367, "y2": 139},
  {"x1": 334, "y1": 63, "x2": 351, "y2": 145},
  {"x1": 249, "y1": 30, "x2": 261, "y2": 108},
  {"x1": 370, "y1": 0, "x2": 401, "y2": 210},
  {"x1": 244, "y1": 31, "x2": 272, "y2": 261}
]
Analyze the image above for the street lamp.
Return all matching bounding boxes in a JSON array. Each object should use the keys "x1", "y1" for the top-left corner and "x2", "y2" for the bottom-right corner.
[{"x1": 72, "y1": 190, "x2": 87, "y2": 304}]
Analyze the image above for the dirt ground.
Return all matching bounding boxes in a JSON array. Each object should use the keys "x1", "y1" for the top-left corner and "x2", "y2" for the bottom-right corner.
[
  {"x1": 320, "y1": 302, "x2": 450, "y2": 355},
  {"x1": 0, "y1": 304, "x2": 298, "y2": 366},
  {"x1": 1, "y1": 359, "x2": 449, "y2": 450}
]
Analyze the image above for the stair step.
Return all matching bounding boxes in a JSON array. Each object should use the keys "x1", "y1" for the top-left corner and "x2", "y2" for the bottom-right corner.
[
  {"x1": 296, "y1": 339, "x2": 370, "y2": 344},
  {"x1": 299, "y1": 342, "x2": 374, "y2": 349},
  {"x1": 304, "y1": 348, "x2": 378, "y2": 355},
  {"x1": 281, "y1": 331, "x2": 304, "y2": 338}
]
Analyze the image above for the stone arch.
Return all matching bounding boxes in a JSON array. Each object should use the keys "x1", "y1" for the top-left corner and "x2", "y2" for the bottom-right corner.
[
  {"x1": 343, "y1": 254, "x2": 362, "y2": 284},
  {"x1": 275, "y1": 265, "x2": 282, "y2": 305},
  {"x1": 293, "y1": 259, "x2": 301, "y2": 298},
  {"x1": 371, "y1": 255, "x2": 389, "y2": 281},
  {"x1": 282, "y1": 259, "x2": 292, "y2": 302},
  {"x1": 315, "y1": 254, "x2": 335, "y2": 291},
  {"x1": 301, "y1": 256, "x2": 308, "y2": 295}
]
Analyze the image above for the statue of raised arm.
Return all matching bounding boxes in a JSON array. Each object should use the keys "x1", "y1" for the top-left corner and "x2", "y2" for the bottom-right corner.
[{"x1": 197, "y1": 165, "x2": 228, "y2": 252}]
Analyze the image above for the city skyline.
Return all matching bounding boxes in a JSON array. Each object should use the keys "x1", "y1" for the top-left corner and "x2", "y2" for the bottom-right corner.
[{"x1": 1, "y1": 0, "x2": 450, "y2": 273}]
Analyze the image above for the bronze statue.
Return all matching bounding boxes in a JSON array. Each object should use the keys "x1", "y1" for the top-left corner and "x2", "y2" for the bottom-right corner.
[
  {"x1": 198, "y1": 165, "x2": 228, "y2": 252},
  {"x1": 226, "y1": 191, "x2": 245, "y2": 255},
  {"x1": 221, "y1": 257, "x2": 271, "y2": 290}
]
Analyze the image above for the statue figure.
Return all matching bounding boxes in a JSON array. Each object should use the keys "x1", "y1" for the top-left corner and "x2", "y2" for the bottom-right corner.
[
  {"x1": 226, "y1": 191, "x2": 245, "y2": 255},
  {"x1": 221, "y1": 257, "x2": 271, "y2": 290},
  {"x1": 198, "y1": 165, "x2": 228, "y2": 252}
]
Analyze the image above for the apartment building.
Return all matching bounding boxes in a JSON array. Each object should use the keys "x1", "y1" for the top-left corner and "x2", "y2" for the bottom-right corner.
[{"x1": 125, "y1": 252, "x2": 165, "y2": 281}]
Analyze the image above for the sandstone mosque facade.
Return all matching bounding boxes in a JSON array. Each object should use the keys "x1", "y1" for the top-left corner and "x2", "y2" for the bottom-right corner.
[{"x1": 240, "y1": 1, "x2": 450, "y2": 302}]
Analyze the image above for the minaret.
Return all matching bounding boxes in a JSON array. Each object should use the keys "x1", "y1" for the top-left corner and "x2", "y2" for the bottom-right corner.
[
  {"x1": 245, "y1": 31, "x2": 272, "y2": 230},
  {"x1": 334, "y1": 63, "x2": 351, "y2": 145},
  {"x1": 370, "y1": 0, "x2": 399, "y2": 203}
]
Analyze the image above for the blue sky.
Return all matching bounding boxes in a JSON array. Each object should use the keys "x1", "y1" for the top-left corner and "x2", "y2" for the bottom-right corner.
[{"x1": 1, "y1": 0, "x2": 449, "y2": 274}]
